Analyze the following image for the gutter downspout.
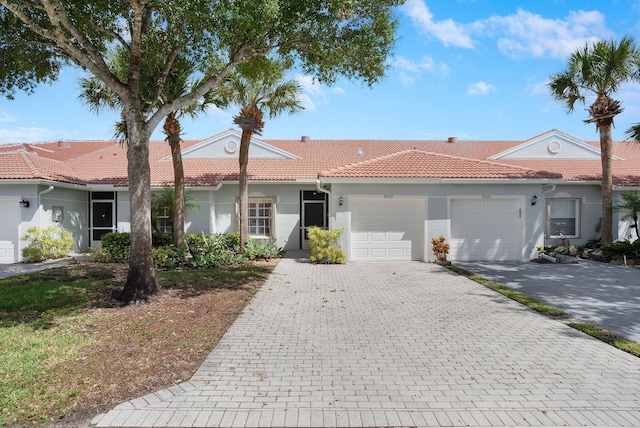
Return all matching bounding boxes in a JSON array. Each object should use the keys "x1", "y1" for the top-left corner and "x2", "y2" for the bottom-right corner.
[
  {"x1": 37, "y1": 185, "x2": 54, "y2": 227},
  {"x1": 315, "y1": 178, "x2": 331, "y2": 198},
  {"x1": 316, "y1": 178, "x2": 333, "y2": 228}
]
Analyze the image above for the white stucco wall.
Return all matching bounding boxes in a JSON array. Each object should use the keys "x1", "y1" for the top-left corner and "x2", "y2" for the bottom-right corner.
[
  {"x1": 39, "y1": 186, "x2": 90, "y2": 252},
  {"x1": 0, "y1": 184, "x2": 89, "y2": 260}
]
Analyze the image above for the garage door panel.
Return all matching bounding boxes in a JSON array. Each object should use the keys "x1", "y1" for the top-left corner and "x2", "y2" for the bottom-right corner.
[
  {"x1": 370, "y1": 232, "x2": 386, "y2": 241},
  {"x1": 388, "y1": 248, "x2": 405, "y2": 258},
  {"x1": 0, "y1": 241, "x2": 15, "y2": 263},
  {"x1": 0, "y1": 200, "x2": 19, "y2": 263},
  {"x1": 351, "y1": 232, "x2": 368, "y2": 242},
  {"x1": 387, "y1": 231, "x2": 406, "y2": 241},
  {"x1": 350, "y1": 198, "x2": 424, "y2": 261},
  {"x1": 450, "y1": 199, "x2": 521, "y2": 261}
]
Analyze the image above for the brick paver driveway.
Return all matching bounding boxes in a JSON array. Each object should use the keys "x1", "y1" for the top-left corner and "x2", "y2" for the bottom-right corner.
[{"x1": 95, "y1": 255, "x2": 640, "y2": 427}]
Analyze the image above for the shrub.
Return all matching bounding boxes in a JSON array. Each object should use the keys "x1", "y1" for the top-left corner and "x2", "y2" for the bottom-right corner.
[
  {"x1": 308, "y1": 226, "x2": 345, "y2": 264},
  {"x1": 21, "y1": 225, "x2": 74, "y2": 263},
  {"x1": 184, "y1": 233, "x2": 244, "y2": 268},
  {"x1": 244, "y1": 238, "x2": 282, "y2": 260},
  {"x1": 431, "y1": 235, "x2": 450, "y2": 261},
  {"x1": 152, "y1": 231, "x2": 173, "y2": 247},
  {"x1": 601, "y1": 239, "x2": 640, "y2": 260},
  {"x1": 92, "y1": 232, "x2": 131, "y2": 263},
  {"x1": 92, "y1": 231, "x2": 279, "y2": 269},
  {"x1": 152, "y1": 245, "x2": 181, "y2": 268}
]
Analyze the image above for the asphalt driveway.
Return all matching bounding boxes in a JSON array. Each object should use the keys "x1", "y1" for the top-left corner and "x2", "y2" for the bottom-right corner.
[
  {"x1": 456, "y1": 258, "x2": 640, "y2": 343},
  {"x1": 95, "y1": 254, "x2": 640, "y2": 427}
]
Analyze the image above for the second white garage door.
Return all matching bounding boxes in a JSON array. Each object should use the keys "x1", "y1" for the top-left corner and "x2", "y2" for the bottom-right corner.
[
  {"x1": 350, "y1": 198, "x2": 425, "y2": 261},
  {"x1": 450, "y1": 198, "x2": 522, "y2": 261}
]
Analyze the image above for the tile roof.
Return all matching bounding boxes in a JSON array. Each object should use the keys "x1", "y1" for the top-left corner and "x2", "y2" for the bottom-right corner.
[
  {"x1": 0, "y1": 130, "x2": 639, "y2": 187},
  {"x1": 318, "y1": 150, "x2": 563, "y2": 179}
]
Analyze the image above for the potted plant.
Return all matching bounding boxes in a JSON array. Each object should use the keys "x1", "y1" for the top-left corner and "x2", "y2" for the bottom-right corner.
[{"x1": 431, "y1": 235, "x2": 450, "y2": 265}]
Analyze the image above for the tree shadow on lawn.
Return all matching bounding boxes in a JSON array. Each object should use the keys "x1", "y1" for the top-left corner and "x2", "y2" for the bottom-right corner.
[
  {"x1": 0, "y1": 263, "x2": 127, "y2": 330},
  {"x1": 0, "y1": 260, "x2": 277, "y2": 330}
]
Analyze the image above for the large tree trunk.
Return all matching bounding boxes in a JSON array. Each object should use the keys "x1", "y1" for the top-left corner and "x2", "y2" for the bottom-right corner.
[
  {"x1": 164, "y1": 112, "x2": 185, "y2": 248},
  {"x1": 120, "y1": 117, "x2": 159, "y2": 302},
  {"x1": 170, "y1": 137, "x2": 186, "y2": 248},
  {"x1": 238, "y1": 129, "x2": 251, "y2": 252},
  {"x1": 599, "y1": 124, "x2": 614, "y2": 244}
]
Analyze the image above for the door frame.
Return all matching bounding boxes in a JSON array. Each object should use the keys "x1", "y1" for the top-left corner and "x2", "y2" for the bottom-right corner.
[
  {"x1": 90, "y1": 192, "x2": 116, "y2": 249},
  {"x1": 300, "y1": 190, "x2": 327, "y2": 249}
]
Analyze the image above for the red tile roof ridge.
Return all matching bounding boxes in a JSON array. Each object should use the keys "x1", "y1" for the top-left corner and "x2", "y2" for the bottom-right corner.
[
  {"x1": 319, "y1": 149, "x2": 563, "y2": 178},
  {"x1": 20, "y1": 151, "x2": 42, "y2": 177}
]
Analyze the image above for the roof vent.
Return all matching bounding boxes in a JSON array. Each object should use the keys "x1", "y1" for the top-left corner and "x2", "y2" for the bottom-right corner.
[
  {"x1": 301, "y1": 136, "x2": 310, "y2": 143},
  {"x1": 357, "y1": 147, "x2": 363, "y2": 156},
  {"x1": 447, "y1": 137, "x2": 457, "y2": 144}
]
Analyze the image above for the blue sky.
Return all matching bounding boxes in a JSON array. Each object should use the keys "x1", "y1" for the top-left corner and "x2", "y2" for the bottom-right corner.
[{"x1": 2, "y1": 0, "x2": 640, "y2": 144}]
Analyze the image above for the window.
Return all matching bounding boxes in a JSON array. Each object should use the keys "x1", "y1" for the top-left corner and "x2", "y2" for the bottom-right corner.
[
  {"x1": 156, "y1": 206, "x2": 172, "y2": 233},
  {"x1": 547, "y1": 198, "x2": 580, "y2": 238},
  {"x1": 248, "y1": 199, "x2": 274, "y2": 238}
]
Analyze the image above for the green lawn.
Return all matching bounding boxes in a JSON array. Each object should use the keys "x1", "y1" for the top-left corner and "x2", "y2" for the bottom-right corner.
[
  {"x1": 0, "y1": 267, "x2": 114, "y2": 424},
  {"x1": 0, "y1": 262, "x2": 272, "y2": 426}
]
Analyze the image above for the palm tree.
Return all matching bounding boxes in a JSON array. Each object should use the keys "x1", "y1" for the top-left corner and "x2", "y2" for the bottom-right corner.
[
  {"x1": 614, "y1": 190, "x2": 640, "y2": 240},
  {"x1": 217, "y1": 58, "x2": 304, "y2": 251},
  {"x1": 79, "y1": 52, "x2": 210, "y2": 248},
  {"x1": 548, "y1": 36, "x2": 640, "y2": 244}
]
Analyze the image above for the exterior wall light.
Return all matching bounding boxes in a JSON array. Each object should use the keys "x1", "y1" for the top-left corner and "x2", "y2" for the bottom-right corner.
[
  {"x1": 339, "y1": 196, "x2": 344, "y2": 206},
  {"x1": 531, "y1": 195, "x2": 538, "y2": 206},
  {"x1": 19, "y1": 197, "x2": 29, "y2": 208}
]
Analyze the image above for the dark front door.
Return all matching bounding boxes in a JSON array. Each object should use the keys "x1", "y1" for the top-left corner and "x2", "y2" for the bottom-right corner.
[
  {"x1": 91, "y1": 192, "x2": 115, "y2": 247},
  {"x1": 301, "y1": 190, "x2": 327, "y2": 249}
]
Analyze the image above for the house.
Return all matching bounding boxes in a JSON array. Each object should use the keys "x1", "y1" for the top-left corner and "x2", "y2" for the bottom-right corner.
[{"x1": 1, "y1": 128, "x2": 638, "y2": 264}]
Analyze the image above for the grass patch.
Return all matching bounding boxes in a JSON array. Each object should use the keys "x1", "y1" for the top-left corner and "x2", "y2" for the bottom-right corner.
[
  {"x1": 0, "y1": 320, "x2": 94, "y2": 425},
  {"x1": 0, "y1": 261, "x2": 276, "y2": 426},
  {"x1": 568, "y1": 322, "x2": 640, "y2": 357},
  {"x1": 0, "y1": 266, "x2": 117, "y2": 329},
  {"x1": 447, "y1": 264, "x2": 640, "y2": 358}
]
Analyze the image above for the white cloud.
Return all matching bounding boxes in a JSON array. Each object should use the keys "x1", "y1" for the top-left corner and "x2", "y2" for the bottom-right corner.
[
  {"x1": 393, "y1": 56, "x2": 449, "y2": 84},
  {"x1": 0, "y1": 127, "x2": 59, "y2": 144},
  {"x1": 402, "y1": 0, "x2": 474, "y2": 48},
  {"x1": 295, "y1": 74, "x2": 328, "y2": 111},
  {"x1": 403, "y1": 2, "x2": 615, "y2": 60},
  {"x1": 467, "y1": 81, "x2": 495, "y2": 96},
  {"x1": 206, "y1": 104, "x2": 233, "y2": 122},
  {"x1": 331, "y1": 87, "x2": 346, "y2": 96},
  {"x1": 0, "y1": 110, "x2": 16, "y2": 123},
  {"x1": 480, "y1": 9, "x2": 614, "y2": 59}
]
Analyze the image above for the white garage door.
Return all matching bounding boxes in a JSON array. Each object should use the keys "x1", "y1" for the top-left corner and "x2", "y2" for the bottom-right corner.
[
  {"x1": 350, "y1": 198, "x2": 425, "y2": 261},
  {"x1": 450, "y1": 198, "x2": 522, "y2": 261},
  {"x1": 0, "y1": 200, "x2": 20, "y2": 263}
]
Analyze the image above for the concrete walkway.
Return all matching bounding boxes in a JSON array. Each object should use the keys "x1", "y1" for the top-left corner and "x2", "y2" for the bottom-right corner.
[
  {"x1": 0, "y1": 257, "x2": 79, "y2": 279},
  {"x1": 94, "y1": 254, "x2": 640, "y2": 427},
  {"x1": 456, "y1": 259, "x2": 640, "y2": 343}
]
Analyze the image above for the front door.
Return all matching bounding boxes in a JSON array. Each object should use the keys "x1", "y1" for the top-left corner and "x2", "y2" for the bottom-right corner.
[
  {"x1": 301, "y1": 190, "x2": 327, "y2": 249},
  {"x1": 90, "y1": 192, "x2": 116, "y2": 248}
]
